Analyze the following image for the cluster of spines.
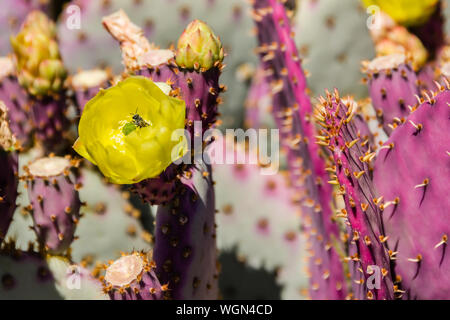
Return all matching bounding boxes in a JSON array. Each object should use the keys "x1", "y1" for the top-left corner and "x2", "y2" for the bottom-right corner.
[
  {"x1": 363, "y1": 54, "x2": 420, "y2": 136},
  {"x1": 315, "y1": 89, "x2": 395, "y2": 300},
  {"x1": 29, "y1": 94, "x2": 71, "y2": 152},
  {"x1": 130, "y1": 164, "x2": 184, "y2": 206},
  {"x1": 342, "y1": 98, "x2": 375, "y2": 154}
]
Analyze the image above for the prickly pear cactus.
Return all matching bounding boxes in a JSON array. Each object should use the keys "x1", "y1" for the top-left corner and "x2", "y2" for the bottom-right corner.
[
  {"x1": 100, "y1": 10, "x2": 224, "y2": 207},
  {"x1": 373, "y1": 86, "x2": 450, "y2": 299},
  {"x1": 102, "y1": 10, "x2": 224, "y2": 144},
  {"x1": 1, "y1": 0, "x2": 448, "y2": 302}
]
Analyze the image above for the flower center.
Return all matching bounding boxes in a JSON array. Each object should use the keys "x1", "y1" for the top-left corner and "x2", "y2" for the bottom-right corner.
[{"x1": 121, "y1": 111, "x2": 151, "y2": 136}]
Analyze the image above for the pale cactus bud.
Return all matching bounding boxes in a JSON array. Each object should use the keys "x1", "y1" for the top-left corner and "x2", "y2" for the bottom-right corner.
[
  {"x1": 10, "y1": 11, "x2": 66, "y2": 96},
  {"x1": 176, "y1": 20, "x2": 224, "y2": 71}
]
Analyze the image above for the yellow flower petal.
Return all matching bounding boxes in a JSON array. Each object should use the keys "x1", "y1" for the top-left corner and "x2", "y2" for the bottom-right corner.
[{"x1": 73, "y1": 138, "x2": 97, "y2": 165}]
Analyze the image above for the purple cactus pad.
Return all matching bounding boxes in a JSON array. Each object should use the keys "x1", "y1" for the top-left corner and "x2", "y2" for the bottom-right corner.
[{"x1": 25, "y1": 156, "x2": 82, "y2": 254}]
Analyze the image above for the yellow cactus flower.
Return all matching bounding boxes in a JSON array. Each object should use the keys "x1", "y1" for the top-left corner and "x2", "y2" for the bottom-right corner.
[
  {"x1": 74, "y1": 76, "x2": 187, "y2": 184},
  {"x1": 362, "y1": 0, "x2": 439, "y2": 27}
]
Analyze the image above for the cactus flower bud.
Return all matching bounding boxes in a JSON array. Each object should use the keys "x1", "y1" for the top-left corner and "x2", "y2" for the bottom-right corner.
[
  {"x1": 10, "y1": 11, "x2": 67, "y2": 96},
  {"x1": 176, "y1": 20, "x2": 224, "y2": 70},
  {"x1": 73, "y1": 76, "x2": 187, "y2": 185},
  {"x1": 362, "y1": 0, "x2": 439, "y2": 27}
]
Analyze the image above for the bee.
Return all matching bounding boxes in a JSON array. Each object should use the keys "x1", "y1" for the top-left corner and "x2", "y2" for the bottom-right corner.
[
  {"x1": 131, "y1": 108, "x2": 150, "y2": 128},
  {"x1": 122, "y1": 108, "x2": 150, "y2": 136}
]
